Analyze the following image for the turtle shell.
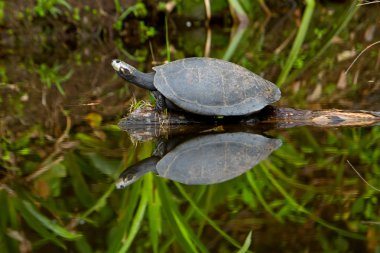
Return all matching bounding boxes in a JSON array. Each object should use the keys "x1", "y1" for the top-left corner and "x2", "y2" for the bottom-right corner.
[
  {"x1": 152, "y1": 57, "x2": 281, "y2": 116},
  {"x1": 155, "y1": 133, "x2": 282, "y2": 185}
]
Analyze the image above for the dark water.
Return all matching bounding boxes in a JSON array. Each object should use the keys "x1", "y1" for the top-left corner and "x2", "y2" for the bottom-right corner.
[{"x1": 1, "y1": 1, "x2": 380, "y2": 252}]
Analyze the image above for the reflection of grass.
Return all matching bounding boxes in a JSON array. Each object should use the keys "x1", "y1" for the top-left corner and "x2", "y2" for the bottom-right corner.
[
  {"x1": 36, "y1": 63, "x2": 73, "y2": 95},
  {"x1": 0, "y1": 0, "x2": 4, "y2": 24},
  {"x1": 260, "y1": 161, "x2": 365, "y2": 240},
  {"x1": 113, "y1": 1, "x2": 153, "y2": 38},
  {"x1": 34, "y1": 0, "x2": 71, "y2": 18},
  {"x1": 228, "y1": 0, "x2": 248, "y2": 22},
  {"x1": 2, "y1": 123, "x2": 378, "y2": 252},
  {"x1": 175, "y1": 182, "x2": 250, "y2": 251}
]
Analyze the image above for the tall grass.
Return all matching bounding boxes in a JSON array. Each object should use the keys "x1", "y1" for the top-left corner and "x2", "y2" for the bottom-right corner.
[
  {"x1": 280, "y1": 0, "x2": 360, "y2": 85},
  {"x1": 165, "y1": 15, "x2": 171, "y2": 62},
  {"x1": 277, "y1": 0, "x2": 315, "y2": 86}
]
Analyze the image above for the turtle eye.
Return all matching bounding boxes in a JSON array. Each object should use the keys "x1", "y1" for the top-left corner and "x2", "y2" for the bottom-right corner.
[
  {"x1": 120, "y1": 67, "x2": 132, "y2": 76},
  {"x1": 126, "y1": 173, "x2": 135, "y2": 181}
]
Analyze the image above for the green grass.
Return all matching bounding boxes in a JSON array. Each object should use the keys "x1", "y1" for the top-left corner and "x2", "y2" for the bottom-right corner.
[
  {"x1": 0, "y1": 0, "x2": 4, "y2": 24},
  {"x1": 277, "y1": 0, "x2": 315, "y2": 86},
  {"x1": 281, "y1": 0, "x2": 360, "y2": 85},
  {"x1": 34, "y1": 0, "x2": 71, "y2": 17},
  {"x1": 165, "y1": 15, "x2": 171, "y2": 62}
]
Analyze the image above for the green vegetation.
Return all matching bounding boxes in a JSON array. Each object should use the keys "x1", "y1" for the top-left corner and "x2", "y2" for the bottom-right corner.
[
  {"x1": 1, "y1": 124, "x2": 379, "y2": 252},
  {"x1": 36, "y1": 63, "x2": 73, "y2": 96},
  {"x1": 277, "y1": 0, "x2": 315, "y2": 86},
  {"x1": 1, "y1": 0, "x2": 380, "y2": 252},
  {"x1": 34, "y1": 0, "x2": 71, "y2": 17},
  {"x1": 0, "y1": 0, "x2": 4, "y2": 24}
]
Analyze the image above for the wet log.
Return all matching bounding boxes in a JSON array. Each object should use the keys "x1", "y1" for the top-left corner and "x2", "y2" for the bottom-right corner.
[
  {"x1": 119, "y1": 106, "x2": 380, "y2": 127},
  {"x1": 261, "y1": 107, "x2": 380, "y2": 127},
  {"x1": 118, "y1": 106, "x2": 380, "y2": 139}
]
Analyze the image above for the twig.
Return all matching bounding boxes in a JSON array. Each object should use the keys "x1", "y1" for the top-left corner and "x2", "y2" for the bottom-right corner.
[
  {"x1": 357, "y1": 0, "x2": 380, "y2": 6},
  {"x1": 345, "y1": 40, "x2": 380, "y2": 74},
  {"x1": 259, "y1": 0, "x2": 272, "y2": 16},
  {"x1": 149, "y1": 41, "x2": 156, "y2": 64},
  {"x1": 0, "y1": 184, "x2": 16, "y2": 196},
  {"x1": 204, "y1": 0, "x2": 211, "y2": 20},
  {"x1": 275, "y1": 29, "x2": 296, "y2": 54},
  {"x1": 25, "y1": 156, "x2": 65, "y2": 182},
  {"x1": 204, "y1": 27, "x2": 212, "y2": 57},
  {"x1": 25, "y1": 108, "x2": 73, "y2": 181},
  {"x1": 361, "y1": 221, "x2": 380, "y2": 225},
  {"x1": 347, "y1": 160, "x2": 380, "y2": 192}
]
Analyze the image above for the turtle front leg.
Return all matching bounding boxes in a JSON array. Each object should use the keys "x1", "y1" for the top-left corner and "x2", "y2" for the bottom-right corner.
[{"x1": 152, "y1": 91, "x2": 166, "y2": 112}]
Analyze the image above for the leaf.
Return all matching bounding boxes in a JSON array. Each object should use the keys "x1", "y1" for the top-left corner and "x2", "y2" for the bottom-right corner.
[
  {"x1": 85, "y1": 153, "x2": 121, "y2": 176},
  {"x1": 106, "y1": 181, "x2": 141, "y2": 253},
  {"x1": 81, "y1": 184, "x2": 115, "y2": 219},
  {"x1": 75, "y1": 133, "x2": 104, "y2": 147},
  {"x1": 117, "y1": 176, "x2": 149, "y2": 253},
  {"x1": 147, "y1": 175, "x2": 161, "y2": 253},
  {"x1": 175, "y1": 182, "x2": 242, "y2": 249},
  {"x1": 246, "y1": 170, "x2": 281, "y2": 221},
  {"x1": 157, "y1": 180, "x2": 209, "y2": 253},
  {"x1": 85, "y1": 113, "x2": 103, "y2": 129},
  {"x1": 65, "y1": 153, "x2": 95, "y2": 208},
  {"x1": 22, "y1": 201, "x2": 81, "y2": 240},
  {"x1": 74, "y1": 237, "x2": 93, "y2": 253},
  {"x1": 237, "y1": 231, "x2": 252, "y2": 253},
  {"x1": 19, "y1": 204, "x2": 67, "y2": 249}
]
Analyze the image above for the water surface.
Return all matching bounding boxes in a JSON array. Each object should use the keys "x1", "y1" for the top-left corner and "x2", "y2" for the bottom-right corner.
[{"x1": 1, "y1": 1, "x2": 380, "y2": 252}]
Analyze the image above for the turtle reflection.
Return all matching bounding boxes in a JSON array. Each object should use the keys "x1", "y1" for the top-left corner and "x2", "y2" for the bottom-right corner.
[{"x1": 116, "y1": 132, "x2": 282, "y2": 188}]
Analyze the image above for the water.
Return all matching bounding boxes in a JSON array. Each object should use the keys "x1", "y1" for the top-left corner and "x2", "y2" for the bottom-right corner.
[{"x1": 1, "y1": 1, "x2": 380, "y2": 252}]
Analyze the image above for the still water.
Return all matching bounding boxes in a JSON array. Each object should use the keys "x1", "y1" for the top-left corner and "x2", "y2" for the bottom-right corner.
[{"x1": 1, "y1": 1, "x2": 380, "y2": 252}]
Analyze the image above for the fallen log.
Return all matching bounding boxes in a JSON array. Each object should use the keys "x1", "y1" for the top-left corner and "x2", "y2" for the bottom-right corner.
[{"x1": 118, "y1": 106, "x2": 380, "y2": 139}]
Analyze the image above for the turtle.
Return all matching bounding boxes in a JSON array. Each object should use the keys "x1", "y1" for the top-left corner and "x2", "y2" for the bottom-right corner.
[
  {"x1": 111, "y1": 57, "x2": 281, "y2": 116},
  {"x1": 116, "y1": 132, "x2": 282, "y2": 188}
]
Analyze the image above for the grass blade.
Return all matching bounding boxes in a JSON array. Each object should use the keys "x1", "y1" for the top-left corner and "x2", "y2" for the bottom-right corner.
[
  {"x1": 148, "y1": 175, "x2": 161, "y2": 253},
  {"x1": 165, "y1": 16, "x2": 171, "y2": 62},
  {"x1": 261, "y1": 161, "x2": 366, "y2": 240},
  {"x1": 246, "y1": 170, "x2": 281, "y2": 221},
  {"x1": 81, "y1": 184, "x2": 115, "y2": 219},
  {"x1": 157, "y1": 180, "x2": 209, "y2": 253},
  {"x1": 65, "y1": 153, "x2": 95, "y2": 208},
  {"x1": 223, "y1": 25, "x2": 248, "y2": 61},
  {"x1": 237, "y1": 231, "x2": 252, "y2": 253},
  {"x1": 107, "y1": 180, "x2": 142, "y2": 253},
  {"x1": 277, "y1": 0, "x2": 315, "y2": 86},
  {"x1": 175, "y1": 182, "x2": 244, "y2": 250},
  {"x1": 118, "y1": 182, "x2": 148, "y2": 253},
  {"x1": 74, "y1": 237, "x2": 93, "y2": 253},
  {"x1": 285, "y1": 0, "x2": 359, "y2": 84},
  {"x1": 22, "y1": 201, "x2": 81, "y2": 240},
  {"x1": 19, "y1": 206, "x2": 66, "y2": 249}
]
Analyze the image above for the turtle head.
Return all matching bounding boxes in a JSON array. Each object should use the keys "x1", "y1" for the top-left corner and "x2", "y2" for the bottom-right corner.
[
  {"x1": 112, "y1": 59, "x2": 137, "y2": 78},
  {"x1": 115, "y1": 156, "x2": 160, "y2": 189},
  {"x1": 111, "y1": 59, "x2": 156, "y2": 91},
  {"x1": 116, "y1": 170, "x2": 139, "y2": 189}
]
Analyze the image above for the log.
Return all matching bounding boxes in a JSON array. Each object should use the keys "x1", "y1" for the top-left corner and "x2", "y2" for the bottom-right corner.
[{"x1": 118, "y1": 106, "x2": 380, "y2": 139}]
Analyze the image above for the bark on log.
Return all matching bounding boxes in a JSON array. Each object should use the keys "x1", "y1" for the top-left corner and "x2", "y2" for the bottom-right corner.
[{"x1": 118, "y1": 106, "x2": 380, "y2": 139}]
